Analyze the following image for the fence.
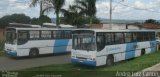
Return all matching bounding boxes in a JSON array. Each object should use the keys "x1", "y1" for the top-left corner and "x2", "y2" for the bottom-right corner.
[{"x1": 0, "y1": 40, "x2": 5, "y2": 51}]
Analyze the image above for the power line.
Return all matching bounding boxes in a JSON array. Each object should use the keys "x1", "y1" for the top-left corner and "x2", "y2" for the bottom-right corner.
[{"x1": 113, "y1": 1, "x2": 160, "y2": 13}]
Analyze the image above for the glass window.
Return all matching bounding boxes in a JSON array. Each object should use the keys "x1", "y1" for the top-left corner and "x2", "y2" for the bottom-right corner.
[
  {"x1": 18, "y1": 31, "x2": 28, "y2": 45},
  {"x1": 151, "y1": 32, "x2": 155, "y2": 40},
  {"x1": 64, "y1": 31, "x2": 72, "y2": 39},
  {"x1": 41, "y1": 31, "x2": 51, "y2": 39},
  {"x1": 105, "y1": 33, "x2": 114, "y2": 45},
  {"x1": 29, "y1": 31, "x2": 40, "y2": 39},
  {"x1": 125, "y1": 33, "x2": 132, "y2": 43},
  {"x1": 97, "y1": 35, "x2": 105, "y2": 51},
  {"x1": 52, "y1": 31, "x2": 57, "y2": 39},
  {"x1": 133, "y1": 32, "x2": 140, "y2": 42},
  {"x1": 73, "y1": 35, "x2": 96, "y2": 51},
  {"x1": 18, "y1": 31, "x2": 28, "y2": 40},
  {"x1": 115, "y1": 33, "x2": 124, "y2": 44},
  {"x1": 6, "y1": 32, "x2": 16, "y2": 44}
]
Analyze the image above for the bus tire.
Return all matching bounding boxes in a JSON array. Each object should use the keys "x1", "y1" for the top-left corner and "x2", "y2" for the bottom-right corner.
[
  {"x1": 106, "y1": 55, "x2": 114, "y2": 66},
  {"x1": 29, "y1": 48, "x2": 39, "y2": 58},
  {"x1": 141, "y1": 49, "x2": 145, "y2": 56}
]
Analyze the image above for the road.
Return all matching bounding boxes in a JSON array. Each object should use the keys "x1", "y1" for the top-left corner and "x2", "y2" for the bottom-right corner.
[{"x1": 0, "y1": 53, "x2": 70, "y2": 71}]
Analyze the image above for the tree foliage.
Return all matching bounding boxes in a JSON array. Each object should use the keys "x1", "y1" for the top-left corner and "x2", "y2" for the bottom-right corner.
[
  {"x1": 43, "y1": 0, "x2": 65, "y2": 27},
  {"x1": 31, "y1": 15, "x2": 51, "y2": 25},
  {"x1": 75, "y1": 0, "x2": 97, "y2": 26},
  {"x1": 145, "y1": 19, "x2": 158, "y2": 24},
  {"x1": 0, "y1": 14, "x2": 31, "y2": 28}
]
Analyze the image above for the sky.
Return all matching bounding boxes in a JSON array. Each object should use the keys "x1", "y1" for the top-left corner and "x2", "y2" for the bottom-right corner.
[{"x1": 1, "y1": 0, "x2": 160, "y2": 20}]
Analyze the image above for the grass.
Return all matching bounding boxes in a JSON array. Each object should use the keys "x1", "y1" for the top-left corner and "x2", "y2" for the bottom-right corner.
[
  {"x1": 18, "y1": 51, "x2": 160, "y2": 77},
  {"x1": 0, "y1": 40, "x2": 4, "y2": 51},
  {"x1": 0, "y1": 51, "x2": 4, "y2": 56}
]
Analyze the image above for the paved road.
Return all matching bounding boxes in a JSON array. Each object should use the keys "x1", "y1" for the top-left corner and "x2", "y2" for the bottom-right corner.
[
  {"x1": 142, "y1": 63, "x2": 160, "y2": 71},
  {"x1": 0, "y1": 54, "x2": 70, "y2": 71}
]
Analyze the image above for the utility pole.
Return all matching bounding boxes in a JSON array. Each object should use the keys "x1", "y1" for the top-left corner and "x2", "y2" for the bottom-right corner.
[{"x1": 109, "y1": 0, "x2": 112, "y2": 30}]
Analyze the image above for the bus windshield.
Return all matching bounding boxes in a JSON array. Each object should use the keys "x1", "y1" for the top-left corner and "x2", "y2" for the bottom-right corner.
[
  {"x1": 6, "y1": 32, "x2": 16, "y2": 44},
  {"x1": 73, "y1": 35, "x2": 96, "y2": 51}
]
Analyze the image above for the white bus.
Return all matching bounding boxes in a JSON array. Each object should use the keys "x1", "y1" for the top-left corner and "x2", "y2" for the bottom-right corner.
[
  {"x1": 4, "y1": 27, "x2": 73, "y2": 57},
  {"x1": 71, "y1": 29, "x2": 156, "y2": 66}
]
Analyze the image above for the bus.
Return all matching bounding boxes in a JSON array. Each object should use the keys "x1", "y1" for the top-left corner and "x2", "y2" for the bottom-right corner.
[
  {"x1": 155, "y1": 30, "x2": 160, "y2": 50},
  {"x1": 4, "y1": 27, "x2": 73, "y2": 57},
  {"x1": 71, "y1": 29, "x2": 156, "y2": 66}
]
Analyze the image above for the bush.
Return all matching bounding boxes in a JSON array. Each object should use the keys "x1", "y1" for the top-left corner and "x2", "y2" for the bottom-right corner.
[{"x1": 0, "y1": 40, "x2": 5, "y2": 51}]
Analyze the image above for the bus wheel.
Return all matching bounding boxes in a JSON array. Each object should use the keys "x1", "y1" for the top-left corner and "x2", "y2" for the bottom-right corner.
[
  {"x1": 141, "y1": 49, "x2": 145, "y2": 56},
  {"x1": 106, "y1": 55, "x2": 114, "y2": 66},
  {"x1": 29, "y1": 48, "x2": 39, "y2": 58}
]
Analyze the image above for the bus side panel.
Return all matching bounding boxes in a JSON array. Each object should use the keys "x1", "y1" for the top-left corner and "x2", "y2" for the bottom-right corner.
[
  {"x1": 150, "y1": 41, "x2": 157, "y2": 53},
  {"x1": 66, "y1": 39, "x2": 72, "y2": 52},
  {"x1": 17, "y1": 49, "x2": 30, "y2": 56},
  {"x1": 39, "y1": 40, "x2": 54, "y2": 54},
  {"x1": 17, "y1": 40, "x2": 54, "y2": 56},
  {"x1": 53, "y1": 39, "x2": 70, "y2": 53}
]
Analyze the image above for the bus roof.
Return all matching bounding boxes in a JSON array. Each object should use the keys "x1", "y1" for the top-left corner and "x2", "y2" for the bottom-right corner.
[
  {"x1": 7, "y1": 27, "x2": 155, "y2": 32},
  {"x1": 73, "y1": 29, "x2": 155, "y2": 32},
  {"x1": 7, "y1": 27, "x2": 75, "y2": 31}
]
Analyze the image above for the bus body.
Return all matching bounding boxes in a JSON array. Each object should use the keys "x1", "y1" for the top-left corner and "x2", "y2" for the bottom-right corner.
[
  {"x1": 71, "y1": 29, "x2": 156, "y2": 66},
  {"x1": 155, "y1": 30, "x2": 160, "y2": 50},
  {"x1": 4, "y1": 27, "x2": 73, "y2": 57}
]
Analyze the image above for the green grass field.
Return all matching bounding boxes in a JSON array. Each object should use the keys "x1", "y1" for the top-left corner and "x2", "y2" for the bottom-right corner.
[{"x1": 19, "y1": 51, "x2": 160, "y2": 77}]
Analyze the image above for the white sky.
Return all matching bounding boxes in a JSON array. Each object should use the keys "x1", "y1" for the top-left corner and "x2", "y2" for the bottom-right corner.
[{"x1": 1, "y1": 0, "x2": 160, "y2": 20}]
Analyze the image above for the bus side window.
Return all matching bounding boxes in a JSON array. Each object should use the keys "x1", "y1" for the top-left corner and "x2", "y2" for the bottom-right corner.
[
  {"x1": 29, "y1": 31, "x2": 40, "y2": 40},
  {"x1": 124, "y1": 33, "x2": 132, "y2": 43},
  {"x1": 105, "y1": 33, "x2": 114, "y2": 45},
  {"x1": 97, "y1": 35, "x2": 105, "y2": 51},
  {"x1": 115, "y1": 33, "x2": 124, "y2": 44},
  {"x1": 132, "y1": 32, "x2": 137, "y2": 42}
]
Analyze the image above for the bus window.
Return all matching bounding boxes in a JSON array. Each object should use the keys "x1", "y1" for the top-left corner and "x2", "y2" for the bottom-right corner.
[
  {"x1": 115, "y1": 33, "x2": 124, "y2": 44},
  {"x1": 41, "y1": 31, "x2": 51, "y2": 39},
  {"x1": 125, "y1": 33, "x2": 132, "y2": 43},
  {"x1": 105, "y1": 33, "x2": 114, "y2": 45},
  {"x1": 73, "y1": 35, "x2": 96, "y2": 51},
  {"x1": 97, "y1": 35, "x2": 105, "y2": 51},
  {"x1": 133, "y1": 32, "x2": 137, "y2": 42},
  {"x1": 29, "y1": 31, "x2": 40, "y2": 39},
  {"x1": 18, "y1": 31, "x2": 28, "y2": 45},
  {"x1": 64, "y1": 31, "x2": 72, "y2": 39},
  {"x1": 6, "y1": 32, "x2": 16, "y2": 44}
]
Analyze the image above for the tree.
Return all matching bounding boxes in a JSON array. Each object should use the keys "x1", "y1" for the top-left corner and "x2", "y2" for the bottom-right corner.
[
  {"x1": 43, "y1": 0, "x2": 65, "y2": 27},
  {"x1": 61, "y1": 5, "x2": 84, "y2": 27},
  {"x1": 30, "y1": 0, "x2": 44, "y2": 17},
  {"x1": 75, "y1": 0, "x2": 97, "y2": 26},
  {"x1": 145, "y1": 19, "x2": 158, "y2": 24},
  {"x1": 0, "y1": 14, "x2": 31, "y2": 28},
  {"x1": 31, "y1": 15, "x2": 51, "y2": 25},
  {"x1": 61, "y1": 5, "x2": 100, "y2": 27}
]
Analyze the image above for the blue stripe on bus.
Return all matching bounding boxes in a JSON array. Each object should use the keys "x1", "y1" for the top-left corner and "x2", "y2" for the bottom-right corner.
[
  {"x1": 71, "y1": 58, "x2": 96, "y2": 66},
  {"x1": 125, "y1": 43, "x2": 137, "y2": 59},
  {"x1": 150, "y1": 41, "x2": 156, "y2": 53},
  {"x1": 5, "y1": 51, "x2": 17, "y2": 57},
  {"x1": 53, "y1": 39, "x2": 69, "y2": 53}
]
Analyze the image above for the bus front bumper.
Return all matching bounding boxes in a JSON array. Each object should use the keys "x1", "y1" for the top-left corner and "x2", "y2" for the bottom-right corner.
[
  {"x1": 5, "y1": 50, "x2": 17, "y2": 57},
  {"x1": 71, "y1": 58, "x2": 96, "y2": 66}
]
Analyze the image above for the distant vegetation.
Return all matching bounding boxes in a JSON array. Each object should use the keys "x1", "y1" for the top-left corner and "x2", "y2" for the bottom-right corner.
[
  {"x1": 144, "y1": 19, "x2": 160, "y2": 24},
  {"x1": 0, "y1": 14, "x2": 31, "y2": 28},
  {"x1": 0, "y1": 14, "x2": 51, "y2": 28}
]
